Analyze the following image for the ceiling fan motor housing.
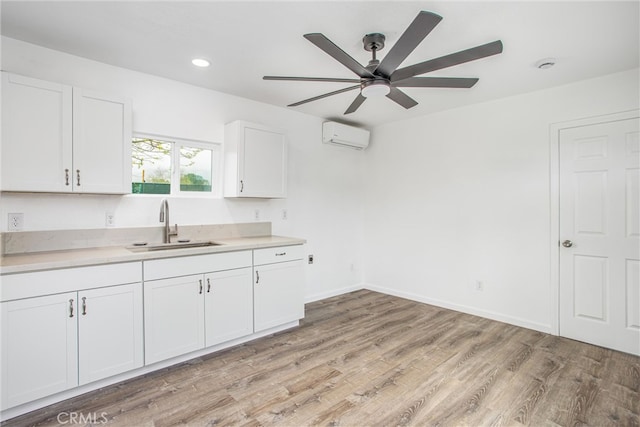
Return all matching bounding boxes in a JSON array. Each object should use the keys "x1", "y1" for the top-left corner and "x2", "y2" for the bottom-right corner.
[{"x1": 363, "y1": 33, "x2": 386, "y2": 52}]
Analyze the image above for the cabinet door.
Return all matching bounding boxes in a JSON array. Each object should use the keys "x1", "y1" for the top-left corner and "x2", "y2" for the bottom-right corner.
[
  {"x1": 1, "y1": 72, "x2": 72, "y2": 192},
  {"x1": 204, "y1": 267, "x2": 253, "y2": 346},
  {"x1": 254, "y1": 260, "x2": 304, "y2": 332},
  {"x1": 1, "y1": 293, "x2": 78, "y2": 410},
  {"x1": 144, "y1": 275, "x2": 205, "y2": 364},
  {"x1": 241, "y1": 125, "x2": 287, "y2": 198},
  {"x1": 72, "y1": 88, "x2": 132, "y2": 194},
  {"x1": 78, "y1": 283, "x2": 143, "y2": 385}
]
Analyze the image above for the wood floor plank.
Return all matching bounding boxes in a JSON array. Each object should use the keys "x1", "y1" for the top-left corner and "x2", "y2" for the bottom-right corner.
[{"x1": 2, "y1": 290, "x2": 638, "y2": 427}]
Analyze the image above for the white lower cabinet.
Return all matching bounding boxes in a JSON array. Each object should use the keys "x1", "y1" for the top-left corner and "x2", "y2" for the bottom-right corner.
[
  {"x1": 77, "y1": 284, "x2": 144, "y2": 385},
  {"x1": 143, "y1": 251, "x2": 254, "y2": 365},
  {"x1": 143, "y1": 274, "x2": 206, "y2": 365},
  {"x1": 205, "y1": 268, "x2": 254, "y2": 346},
  {"x1": 0, "y1": 244, "x2": 305, "y2": 414},
  {"x1": 253, "y1": 246, "x2": 305, "y2": 332},
  {"x1": 1, "y1": 292, "x2": 78, "y2": 410},
  {"x1": 1, "y1": 279, "x2": 143, "y2": 410}
]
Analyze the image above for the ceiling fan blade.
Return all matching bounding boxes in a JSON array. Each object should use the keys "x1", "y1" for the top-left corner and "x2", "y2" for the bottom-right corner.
[
  {"x1": 391, "y1": 40, "x2": 503, "y2": 82},
  {"x1": 263, "y1": 76, "x2": 361, "y2": 83},
  {"x1": 344, "y1": 93, "x2": 366, "y2": 114},
  {"x1": 304, "y1": 33, "x2": 374, "y2": 78},
  {"x1": 393, "y1": 76, "x2": 479, "y2": 88},
  {"x1": 386, "y1": 87, "x2": 418, "y2": 109},
  {"x1": 376, "y1": 11, "x2": 442, "y2": 78},
  {"x1": 288, "y1": 84, "x2": 360, "y2": 107}
]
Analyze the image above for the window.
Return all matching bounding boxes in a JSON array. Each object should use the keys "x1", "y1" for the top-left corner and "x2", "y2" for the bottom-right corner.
[{"x1": 131, "y1": 135, "x2": 219, "y2": 196}]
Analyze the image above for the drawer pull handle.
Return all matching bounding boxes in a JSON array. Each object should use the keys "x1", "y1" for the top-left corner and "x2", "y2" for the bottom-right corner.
[
  {"x1": 207, "y1": 278, "x2": 211, "y2": 293},
  {"x1": 240, "y1": 180, "x2": 244, "y2": 193},
  {"x1": 65, "y1": 169, "x2": 70, "y2": 186},
  {"x1": 276, "y1": 252, "x2": 286, "y2": 256},
  {"x1": 199, "y1": 279, "x2": 203, "y2": 294},
  {"x1": 256, "y1": 271, "x2": 260, "y2": 284},
  {"x1": 82, "y1": 297, "x2": 87, "y2": 315},
  {"x1": 69, "y1": 299, "x2": 74, "y2": 318},
  {"x1": 76, "y1": 169, "x2": 81, "y2": 186}
]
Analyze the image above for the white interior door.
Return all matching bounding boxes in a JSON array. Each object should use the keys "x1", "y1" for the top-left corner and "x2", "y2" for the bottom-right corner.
[{"x1": 559, "y1": 117, "x2": 639, "y2": 355}]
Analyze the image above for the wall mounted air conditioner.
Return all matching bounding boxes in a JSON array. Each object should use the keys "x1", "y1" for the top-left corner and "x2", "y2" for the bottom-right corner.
[{"x1": 322, "y1": 121, "x2": 370, "y2": 150}]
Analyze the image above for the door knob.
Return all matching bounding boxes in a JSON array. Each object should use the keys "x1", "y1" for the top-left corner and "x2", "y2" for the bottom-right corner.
[{"x1": 562, "y1": 240, "x2": 573, "y2": 248}]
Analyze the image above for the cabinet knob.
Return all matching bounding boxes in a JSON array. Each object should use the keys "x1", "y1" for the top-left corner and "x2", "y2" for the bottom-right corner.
[{"x1": 562, "y1": 240, "x2": 573, "y2": 248}]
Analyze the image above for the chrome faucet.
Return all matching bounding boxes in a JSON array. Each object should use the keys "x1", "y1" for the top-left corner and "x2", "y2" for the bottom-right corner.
[{"x1": 159, "y1": 198, "x2": 178, "y2": 243}]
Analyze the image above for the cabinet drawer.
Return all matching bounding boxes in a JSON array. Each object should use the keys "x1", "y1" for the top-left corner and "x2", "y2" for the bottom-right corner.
[
  {"x1": 253, "y1": 245, "x2": 304, "y2": 266},
  {"x1": 144, "y1": 250, "x2": 252, "y2": 281},
  {"x1": 1, "y1": 262, "x2": 142, "y2": 302}
]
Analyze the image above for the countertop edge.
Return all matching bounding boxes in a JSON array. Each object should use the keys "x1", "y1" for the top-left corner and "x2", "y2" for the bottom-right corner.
[{"x1": 0, "y1": 236, "x2": 307, "y2": 275}]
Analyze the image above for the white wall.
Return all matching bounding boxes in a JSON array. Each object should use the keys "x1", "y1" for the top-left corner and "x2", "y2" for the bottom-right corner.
[
  {"x1": 363, "y1": 68, "x2": 640, "y2": 333},
  {"x1": 3, "y1": 36, "x2": 638, "y2": 334},
  {"x1": 0, "y1": 37, "x2": 366, "y2": 301}
]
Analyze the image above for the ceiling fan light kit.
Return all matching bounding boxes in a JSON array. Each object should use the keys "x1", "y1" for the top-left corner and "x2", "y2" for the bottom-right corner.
[
  {"x1": 361, "y1": 79, "x2": 390, "y2": 98},
  {"x1": 264, "y1": 10, "x2": 503, "y2": 115}
]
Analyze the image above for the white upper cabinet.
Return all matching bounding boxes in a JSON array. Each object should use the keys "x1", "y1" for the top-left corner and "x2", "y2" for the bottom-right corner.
[
  {"x1": 1, "y1": 72, "x2": 132, "y2": 194},
  {"x1": 1, "y1": 73, "x2": 72, "y2": 192},
  {"x1": 224, "y1": 120, "x2": 287, "y2": 198},
  {"x1": 72, "y1": 88, "x2": 132, "y2": 194}
]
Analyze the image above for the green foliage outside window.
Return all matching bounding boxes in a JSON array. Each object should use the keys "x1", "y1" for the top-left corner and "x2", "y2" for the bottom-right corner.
[{"x1": 132, "y1": 137, "x2": 214, "y2": 195}]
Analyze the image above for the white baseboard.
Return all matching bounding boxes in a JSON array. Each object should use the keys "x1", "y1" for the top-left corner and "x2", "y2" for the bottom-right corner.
[
  {"x1": 304, "y1": 283, "x2": 365, "y2": 303},
  {"x1": 305, "y1": 283, "x2": 553, "y2": 334},
  {"x1": 362, "y1": 283, "x2": 554, "y2": 335}
]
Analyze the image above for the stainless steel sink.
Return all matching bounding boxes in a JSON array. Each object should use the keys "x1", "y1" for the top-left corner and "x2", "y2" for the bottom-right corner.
[{"x1": 126, "y1": 240, "x2": 223, "y2": 252}]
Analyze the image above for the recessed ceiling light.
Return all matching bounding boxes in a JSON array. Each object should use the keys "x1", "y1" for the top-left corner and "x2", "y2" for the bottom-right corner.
[
  {"x1": 191, "y1": 58, "x2": 210, "y2": 68},
  {"x1": 535, "y1": 58, "x2": 556, "y2": 69}
]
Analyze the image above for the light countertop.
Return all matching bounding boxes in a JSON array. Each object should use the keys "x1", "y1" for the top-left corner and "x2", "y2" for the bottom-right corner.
[{"x1": 1, "y1": 235, "x2": 306, "y2": 275}]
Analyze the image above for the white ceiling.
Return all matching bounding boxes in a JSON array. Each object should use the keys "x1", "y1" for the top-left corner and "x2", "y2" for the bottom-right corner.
[{"x1": 1, "y1": 1, "x2": 638, "y2": 128}]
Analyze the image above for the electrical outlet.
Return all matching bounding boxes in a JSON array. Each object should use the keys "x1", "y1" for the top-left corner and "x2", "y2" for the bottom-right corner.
[
  {"x1": 8, "y1": 213, "x2": 24, "y2": 231},
  {"x1": 475, "y1": 280, "x2": 484, "y2": 291},
  {"x1": 282, "y1": 209, "x2": 288, "y2": 220},
  {"x1": 105, "y1": 212, "x2": 115, "y2": 227},
  {"x1": 254, "y1": 209, "x2": 261, "y2": 221},
  {"x1": 308, "y1": 254, "x2": 314, "y2": 264}
]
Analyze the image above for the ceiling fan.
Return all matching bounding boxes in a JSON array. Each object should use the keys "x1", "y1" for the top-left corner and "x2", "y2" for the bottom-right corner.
[{"x1": 263, "y1": 10, "x2": 503, "y2": 114}]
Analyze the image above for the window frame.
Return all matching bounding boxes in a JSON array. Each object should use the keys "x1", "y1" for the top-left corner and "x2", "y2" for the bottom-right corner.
[{"x1": 131, "y1": 132, "x2": 222, "y2": 198}]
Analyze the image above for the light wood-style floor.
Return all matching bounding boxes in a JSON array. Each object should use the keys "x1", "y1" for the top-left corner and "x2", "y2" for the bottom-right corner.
[{"x1": 3, "y1": 290, "x2": 639, "y2": 427}]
